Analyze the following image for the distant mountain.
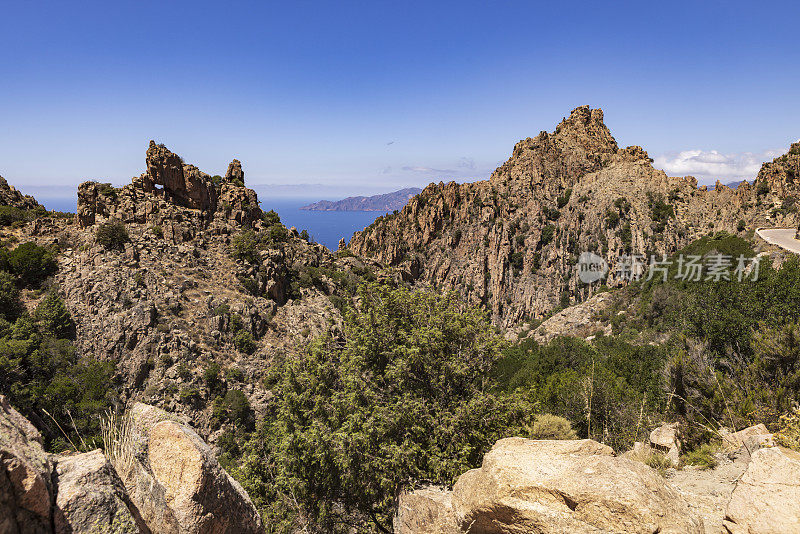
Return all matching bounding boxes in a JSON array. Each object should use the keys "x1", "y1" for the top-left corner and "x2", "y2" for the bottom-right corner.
[{"x1": 300, "y1": 188, "x2": 422, "y2": 212}]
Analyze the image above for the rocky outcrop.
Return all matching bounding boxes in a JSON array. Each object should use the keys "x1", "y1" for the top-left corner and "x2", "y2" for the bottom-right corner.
[
  {"x1": 754, "y1": 142, "x2": 800, "y2": 200},
  {"x1": 77, "y1": 142, "x2": 261, "y2": 231},
  {"x1": 723, "y1": 447, "x2": 800, "y2": 533},
  {"x1": 397, "y1": 437, "x2": 704, "y2": 534},
  {"x1": 53, "y1": 449, "x2": 143, "y2": 534},
  {"x1": 0, "y1": 395, "x2": 53, "y2": 534},
  {"x1": 112, "y1": 402, "x2": 263, "y2": 534},
  {"x1": 349, "y1": 106, "x2": 800, "y2": 326},
  {"x1": 0, "y1": 176, "x2": 40, "y2": 210},
  {"x1": 1, "y1": 397, "x2": 264, "y2": 534},
  {"x1": 650, "y1": 423, "x2": 681, "y2": 466}
]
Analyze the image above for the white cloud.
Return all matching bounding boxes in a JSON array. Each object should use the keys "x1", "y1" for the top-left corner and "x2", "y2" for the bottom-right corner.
[{"x1": 653, "y1": 148, "x2": 786, "y2": 185}]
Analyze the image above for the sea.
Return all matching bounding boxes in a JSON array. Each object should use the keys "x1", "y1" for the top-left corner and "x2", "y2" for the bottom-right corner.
[{"x1": 36, "y1": 195, "x2": 384, "y2": 251}]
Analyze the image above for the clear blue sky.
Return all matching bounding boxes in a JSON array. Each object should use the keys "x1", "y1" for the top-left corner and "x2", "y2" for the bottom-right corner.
[{"x1": 1, "y1": 0, "x2": 799, "y2": 203}]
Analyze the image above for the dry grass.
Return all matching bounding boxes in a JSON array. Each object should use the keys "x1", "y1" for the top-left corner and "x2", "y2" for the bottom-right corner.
[{"x1": 101, "y1": 409, "x2": 137, "y2": 476}]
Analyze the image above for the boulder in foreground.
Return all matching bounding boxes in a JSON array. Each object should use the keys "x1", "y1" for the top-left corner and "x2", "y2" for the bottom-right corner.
[
  {"x1": 723, "y1": 446, "x2": 800, "y2": 534},
  {"x1": 0, "y1": 395, "x2": 53, "y2": 534},
  {"x1": 451, "y1": 437, "x2": 703, "y2": 534},
  {"x1": 53, "y1": 449, "x2": 143, "y2": 534},
  {"x1": 116, "y1": 402, "x2": 263, "y2": 534}
]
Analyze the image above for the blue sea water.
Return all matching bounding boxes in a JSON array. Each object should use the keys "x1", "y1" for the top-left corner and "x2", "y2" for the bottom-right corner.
[
  {"x1": 260, "y1": 197, "x2": 384, "y2": 250},
  {"x1": 36, "y1": 195, "x2": 384, "y2": 251}
]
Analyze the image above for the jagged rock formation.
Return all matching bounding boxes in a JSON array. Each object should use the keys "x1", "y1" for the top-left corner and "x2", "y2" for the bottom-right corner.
[
  {"x1": 349, "y1": 106, "x2": 800, "y2": 326},
  {"x1": 301, "y1": 187, "x2": 423, "y2": 212},
  {"x1": 1, "y1": 396, "x2": 263, "y2": 534},
  {"x1": 0, "y1": 176, "x2": 39, "y2": 210},
  {"x1": 77, "y1": 141, "x2": 261, "y2": 233},
  {"x1": 22, "y1": 142, "x2": 386, "y2": 440}
]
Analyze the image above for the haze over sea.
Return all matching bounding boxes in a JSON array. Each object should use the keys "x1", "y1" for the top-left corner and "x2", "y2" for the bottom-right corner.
[{"x1": 35, "y1": 193, "x2": 385, "y2": 251}]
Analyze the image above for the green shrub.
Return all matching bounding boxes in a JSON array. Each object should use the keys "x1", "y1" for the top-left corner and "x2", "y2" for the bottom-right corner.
[
  {"x1": 539, "y1": 224, "x2": 556, "y2": 248},
  {"x1": 203, "y1": 362, "x2": 223, "y2": 393},
  {"x1": 95, "y1": 220, "x2": 129, "y2": 251},
  {"x1": 7, "y1": 242, "x2": 57, "y2": 286},
  {"x1": 0, "y1": 206, "x2": 29, "y2": 227},
  {"x1": 224, "y1": 389, "x2": 252, "y2": 427},
  {"x1": 0, "y1": 271, "x2": 23, "y2": 321},
  {"x1": 268, "y1": 224, "x2": 289, "y2": 245},
  {"x1": 95, "y1": 182, "x2": 118, "y2": 199},
  {"x1": 262, "y1": 210, "x2": 281, "y2": 226},
  {"x1": 527, "y1": 414, "x2": 578, "y2": 440},
  {"x1": 34, "y1": 291, "x2": 73, "y2": 338},
  {"x1": 237, "y1": 283, "x2": 532, "y2": 531},
  {"x1": 605, "y1": 209, "x2": 621, "y2": 229},
  {"x1": 775, "y1": 407, "x2": 800, "y2": 451},
  {"x1": 557, "y1": 188, "x2": 572, "y2": 209},
  {"x1": 233, "y1": 330, "x2": 256, "y2": 354},
  {"x1": 643, "y1": 452, "x2": 673, "y2": 476},
  {"x1": 226, "y1": 367, "x2": 245, "y2": 382},
  {"x1": 682, "y1": 443, "x2": 719, "y2": 469},
  {"x1": 151, "y1": 225, "x2": 163, "y2": 238},
  {"x1": 231, "y1": 230, "x2": 260, "y2": 263},
  {"x1": 179, "y1": 386, "x2": 201, "y2": 405}
]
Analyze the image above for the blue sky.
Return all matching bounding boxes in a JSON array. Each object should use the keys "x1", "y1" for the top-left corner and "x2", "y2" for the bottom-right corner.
[{"x1": 1, "y1": 0, "x2": 799, "y2": 204}]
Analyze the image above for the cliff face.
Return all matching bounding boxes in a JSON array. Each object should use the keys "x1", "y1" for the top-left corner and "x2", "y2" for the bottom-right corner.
[{"x1": 349, "y1": 106, "x2": 800, "y2": 327}]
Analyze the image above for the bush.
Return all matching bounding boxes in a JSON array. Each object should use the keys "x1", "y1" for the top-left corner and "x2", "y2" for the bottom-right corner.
[
  {"x1": 232, "y1": 231, "x2": 259, "y2": 264},
  {"x1": 224, "y1": 389, "x2": 252, "y2": 428},
  {"x1": 0, "y1": 206, "x2": 29, "y2": 227},
  {"x1": 0, "y1": 271, "x2": 23, "y2": 321},
  {"x1": 643, "y1": 452, "x2": 673, "y2": 476},
  {"x1": 179, "y1": 386, "x2": 201, "y2": 405},
  {"x1": 7, "y1": 242, "x2": 57, "y2": 286},
  {"x1": 95, "y1": 220, "x2": 129, "y2": 251},
  {"x1": 267, "y1": 224, "x2": 289, "y2": 245},
  {"x1": 682, "y1": 443, "x2": 719, "y2": 469},
  {"x1": 203, "y1": 362, "x2": 223, "y2": 393},
  {"x1": 775, "y1": 407, "x2": 800, "y2": 451},
  {"x1": 538, "y1": 224, "x2": 556, "y2": 248},
  {"x1": 34, "y1": 291, "x2": 73, "y2": 338},
  {"x1": 557, "y1": 188, "x2": 572, "y2": 209},
  {"x1": 527, "y1": 414, "x2": 578, "y2": 440},
  {"x1": 262, "y1": 210, "x2": 281, "y2": 226},
  {"x1": 233, "y1": 330, "x2": 256, "y2": 354},
  {"x1": 237, "y1": 283, "x2": 532, "y2": 532}
]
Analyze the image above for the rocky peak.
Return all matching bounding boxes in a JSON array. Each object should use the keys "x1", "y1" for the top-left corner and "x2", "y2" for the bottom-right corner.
[
  {"x1": 77, "y1": 142, "x2": 262, "y2": 231},
  {"x1": 143, "y1": 140, "x2": 218, "y2": 211},
  {"x1": 491, "y1": 106, "x2": 625, "y2": 191},
  {"x1": 225, "y1": 159, "x2": 244, "y2": 184},
  {"x1": 349, "y1": 106, "x2": 798, "y2": 327},
  {"x1": 754, "y1": 141, "x2": 800, "y2": 199}
]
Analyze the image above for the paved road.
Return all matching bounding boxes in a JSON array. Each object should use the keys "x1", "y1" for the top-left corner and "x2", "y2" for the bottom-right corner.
[{"x1": 756, "y1": 228, "x2": 800, "y2": 254}]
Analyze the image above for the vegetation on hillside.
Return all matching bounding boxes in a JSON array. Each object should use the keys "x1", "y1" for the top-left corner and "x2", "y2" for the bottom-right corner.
[
  {"x1": 0, "y1": 238, "x2": 117, "y2": 451},
  {"x1": 232, "y1": 283, "x2": 532, "y2": 533},
  {"x1": 494, "y1": 232, "x2": 800, "y2": 453}
]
